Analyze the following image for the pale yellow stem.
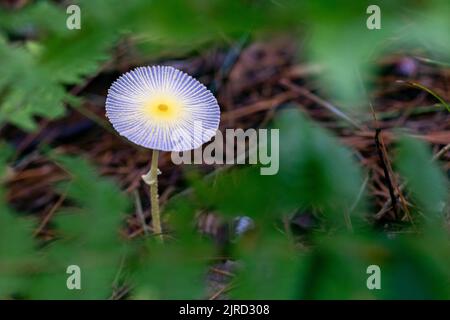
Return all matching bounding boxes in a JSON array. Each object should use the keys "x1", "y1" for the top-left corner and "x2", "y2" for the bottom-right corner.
[{"x1": 142, "y1": 149, "x2": 163, "y2": 243}]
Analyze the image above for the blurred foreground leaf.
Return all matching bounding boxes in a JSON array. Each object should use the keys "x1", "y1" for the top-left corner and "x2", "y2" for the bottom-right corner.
[
  {"x1": 0, "y1": 143, "x2": 39, "y2": 298},
  {"x1": 232, "y1": 234, "x2": 303, "y2": 299},
  {"x1": 297, "y1": 231, "x2": 450, "y2": 299},
  {"x1": 191, "y1": 109, "x2": 364, "y2": 228},
  {"x1": 395, "y1": 137, "x2": 448, "y2": 219},
  {"x1": 131, "y1": 239, "x2": 212, "y2": 299},
  {"x1": 26, "y1": 155, "x2": 129, "y2": 299}
]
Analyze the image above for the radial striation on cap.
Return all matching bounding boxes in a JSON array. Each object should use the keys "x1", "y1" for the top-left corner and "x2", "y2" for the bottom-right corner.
[{"x1": 106, "y1": 65, "x2": 220, "y2": 151}]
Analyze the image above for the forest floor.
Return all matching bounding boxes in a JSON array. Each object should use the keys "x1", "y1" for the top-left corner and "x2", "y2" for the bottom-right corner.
[{"x1": 2, "y1": 37, "x2": 449, "y2": 299}]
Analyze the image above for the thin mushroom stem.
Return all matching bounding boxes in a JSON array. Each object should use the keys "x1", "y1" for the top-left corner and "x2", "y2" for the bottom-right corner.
[{"x1": 142, "y1": 149, "x2": 163, "y2": 242}]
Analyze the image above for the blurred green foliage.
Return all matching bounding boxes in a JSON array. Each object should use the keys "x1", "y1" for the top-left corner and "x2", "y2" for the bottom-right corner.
[
  {"x1": 0, "y1": 153, "x2": 130, "y2": 299},
  {"x1": 130, "y1": 240, "x2": 213, "y2": 299},
  {"x1": 169, "y1": 110, "x2": 448, "y2": 299},
  {"x1": 395, "y1": 137, "x2": 448, "y2": 220},
  {"x1": 0, "y1": 143, "x2": 38, "y2": 296},
  {"x1": 0, "y1": 109, "x2": 449, "y2": 299},
  {"x1": 25, "y1": 155, "x2": 129, "y2": 299},
  {"x1": 294, "y1": 231, "x2": 450, "y2": 299},
  {"x1": 190, "y1": 110, "x2": 364, "y2": 228},
  {"x1": 232, "y1": 234, "x2": 303, "y2": 299}
]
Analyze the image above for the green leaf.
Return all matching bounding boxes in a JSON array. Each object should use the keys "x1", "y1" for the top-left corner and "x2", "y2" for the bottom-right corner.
[
  {"x1": 26, "y1": 155, "x2": 130, "y2": 299},
  {"x1": 232, "y1": 234, "x2": 303, "y2": 299},
  {"x1": 297, "y1": 232, "x2": 450, "y2": 299},
  {"x1": 0, "y1": 38, "x2": 67, "y2": 131},
  {"x1": 0, "y1": 144, "x2": 38, "y2": 298},
  {"x1": 395, "y1": 137, "x2": 448, "y2": 218},
  {"x1": 131, "y1": 239, "x2": 212, "y2": 299}
]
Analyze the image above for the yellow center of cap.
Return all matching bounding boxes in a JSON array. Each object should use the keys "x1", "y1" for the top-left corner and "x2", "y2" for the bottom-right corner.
[
  {"x1": 157, "y1": 104, "x2": 169, "y2": 112},
  {"x1": 142, "y1": 94, "x2": 183, "y2": 122}
]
